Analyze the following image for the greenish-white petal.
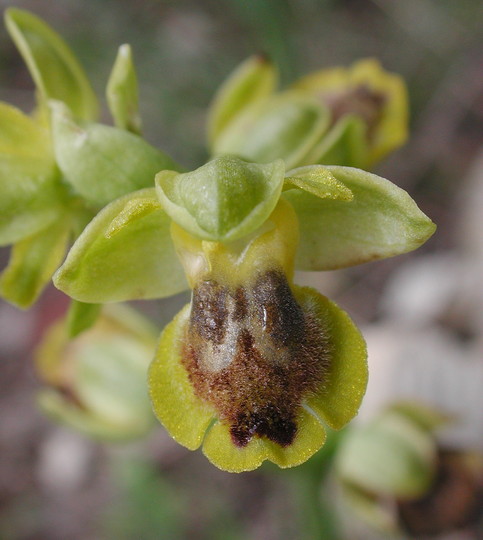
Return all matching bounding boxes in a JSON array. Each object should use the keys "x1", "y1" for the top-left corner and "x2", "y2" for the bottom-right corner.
[
  {"x1": 284, "y1": 165, "x2": 353, "y2": 201},
  {"x1": 53, "y1": 188, "x2": 188, "y2": 302},
  {"x1": 4, "y1": 8, "x2": 98, "y2": 121},
  {"x1": 284, "y1": 166, "x2": 436, "y2": 270},
  {"x1": 156, "y1": 155, "x2": 285, "y2": 242},
  {"x1": 50, "y1": 101, "x2": 180, "y2": 206},
  {"x1": 106, "y1": 44, "x2": 141, "y2": 134}
]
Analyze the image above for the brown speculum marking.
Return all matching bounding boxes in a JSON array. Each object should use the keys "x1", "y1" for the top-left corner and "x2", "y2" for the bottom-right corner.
[
  {"x1": 321, "y1": 84, "x2": 387, "y2": 141},
  {"x1": 181, "y1": 270, "x2": 330, "y2": 448}
]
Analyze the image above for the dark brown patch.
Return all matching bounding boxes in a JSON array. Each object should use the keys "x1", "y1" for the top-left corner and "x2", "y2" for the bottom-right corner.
[
  {"x1": 233, "y1": 286, "x2": 248, "y2": 322},
  {"x1": 190, "y1": 280, "x2": 227, "y2": 344},
  {"x1": 181, "y1": 269, "x2": 331, "y2": 449},
  {"x1": 253, "y1": 270, "x2": 305, "y2": 346},
  {"x1": 321, "y1": 84, "x2": 387, "y2": 141}
]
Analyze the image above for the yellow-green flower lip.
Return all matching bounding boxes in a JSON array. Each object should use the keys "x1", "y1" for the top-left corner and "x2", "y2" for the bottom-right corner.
[{"x1": 149, "y1": 284, "x2": 367, "y2": 473}]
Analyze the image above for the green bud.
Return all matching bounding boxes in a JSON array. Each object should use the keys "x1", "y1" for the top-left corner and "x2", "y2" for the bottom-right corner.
[
  {"x1": 336, "y1": 404, "x2": 440, "y2": 501},
  {"x1": 36, "y1": 305, "x2": 157, "y2": 441},
  {"x1": 106, "y1": 44, "x2": 142, "y2": 134}
]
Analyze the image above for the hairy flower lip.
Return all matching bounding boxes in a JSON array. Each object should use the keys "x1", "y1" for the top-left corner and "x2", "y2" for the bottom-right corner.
[{"x1": 148, "y1": 283, "x2": 368, "y2": 472}]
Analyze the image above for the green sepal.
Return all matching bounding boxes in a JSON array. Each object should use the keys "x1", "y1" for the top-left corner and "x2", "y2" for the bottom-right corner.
[
  {"x1": 0, "y1": 103, "x2": 66, "y2": 245},
  {"x1": 156, "y1": 155, "x2": 285, "y2": 242},
  {"x1": 0, "y1": 216, "x2": 70, "y2": 308},
  {"x1": 212, "y1": 92, "x2": 329, "y2": 170},
  {"x1": 284, "y1": 165, "x2": 353, "y2": 201},
  {"x1": 207, "y1": 54, "x2": 277, "y2": 148},
  {"x1": 66, "y1": 300, "x2": 102, "y2": 338},
  {"x1": 284, "y1": 166, "x2": 436, "y2": 271},
  {"x1": 50, "y1": 101, "x2": 180, "y2": 206},
  {"x1": 53, "y1": 188, "x2": 188, "y2": 302},
  {"x1": 4, "y1": 8, "x2": 98, "y2": 121},
  {"x1": 106, "y1": 44, "x2": 141, "y2": 134}
]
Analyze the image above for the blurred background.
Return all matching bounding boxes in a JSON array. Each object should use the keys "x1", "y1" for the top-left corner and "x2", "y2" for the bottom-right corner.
[{"x1": 0, "y1": 0, "x2": 482, "y2": 538}]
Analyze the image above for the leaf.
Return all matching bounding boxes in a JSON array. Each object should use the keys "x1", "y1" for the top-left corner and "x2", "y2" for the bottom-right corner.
[
  {"x1": 0, "y1": 216, "x2": 70, "y2": 308},
  {"x1": 0, "y1": 103, "x2": 66, "y2": 245},
  {"x1": 53, "y1": 188, "x2": 188, "y2": 302},
  {"x1": 156, "y1": 155, "x2": 285, "y2": 242},
  {"x1": 212, "y1": 92, "x2": 329, "y2": 170},
  {"x1": 207, "y1": 54, "x2": 278, "y2": 147},
  {"x1": 284, "y1": 166, "x2": 436, "y2": 270},
  {"x1": 106, "y1": 44, "x2": 142, "y2": 134},
  {"x1": 50, "y1": 101, "x2": 180, "y2": 206},
  {"x1": 4, "y1": 8, "x2": 98, "y2": 121}
]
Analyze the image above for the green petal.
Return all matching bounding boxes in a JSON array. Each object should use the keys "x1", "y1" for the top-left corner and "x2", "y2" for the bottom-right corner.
[
  {"x1": 4, "y1": 8, "x2": 98, "y2": 121},
  {"x1": 284, "y1": 165, "x2": 353, "y2": 201},
  {"x1": 300, "y1": 287, "x2": 367, "y2": 430},
  {"x1": 106, "y1": 44, "x2": 142, "y2": 134},
  {"x1": 0, "y1": 216, "x2": 70, "y2": 308},
  {"x1": 212, "y1": 93, "x2": 329, "y2": 170},
  {"x1": 309, "y1": 115, "x2": 368, "y2": 168},
  {"x1": 284, "y1": 166, "x2": 436, "y2": 270},
  {"x1": 0, "y1": 103, "x2": 65, "y2": 245},
  {"x1": 50, "y1": 101, "x2": 180, "y2": 206},
  {"x1": 202, "y1": 408, "x2": 326, "y2": 473},
  {"x1": 53, "y1": 188, "x2": 188, "y2": 302},
  {"x1": 207, "y1": 54, "x2": 278, "y2": 147},
  {"x1": 66, "y1": 300, "x2": 101, "y2": 338},
  {"x1": 148, "y1": 305, "x2": 216, "y2": 450},
  {"x1": 156, "y1": 155, "x2": 285, "y2": 242}
]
